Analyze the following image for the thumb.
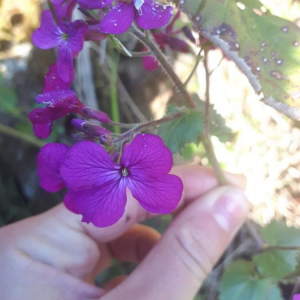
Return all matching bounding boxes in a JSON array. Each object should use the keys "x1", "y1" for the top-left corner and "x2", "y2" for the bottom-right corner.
[{"x1": 102, "y1": 186, "x2": 249, "y2": 300}]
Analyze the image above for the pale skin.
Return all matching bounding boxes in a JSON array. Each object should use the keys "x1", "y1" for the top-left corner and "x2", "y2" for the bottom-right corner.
[{"x1": 0, "y1": 165, "x2": 249, "y2": 300}]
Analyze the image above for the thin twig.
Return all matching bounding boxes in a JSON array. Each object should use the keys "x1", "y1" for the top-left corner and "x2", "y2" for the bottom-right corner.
[
  {"x1": 0, "y1": 123, "x2": 45, "y2": 148},
  {"x1": 204, "y1": 49, "x2": 211, "y2": 136},
  {"x1": 114, "y1": 112, "x2": 184, "y2": 143},
  {"x1": 184, "y1": 49, "x2": 203, "y2": 87},
  {"x1": 129, "y1": 25, "x2": 195, "y2": 109}
]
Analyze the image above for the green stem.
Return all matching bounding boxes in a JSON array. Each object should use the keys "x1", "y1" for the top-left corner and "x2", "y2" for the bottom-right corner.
[
  {"x1": 184, "y1": 49, "x2": 203, "y2": 87},
  {"x1": 110, "y1": 51, "x2": 121, "y2": 134},
  {"x1": 108, "y1": 121, "x2": 135, "y2": 129},
  {"x1": 200, "y1": 134, "x2": 228, "y2": 185},
  {"x1": 114, "y1": 112, "x2": 183, "y2": 143},
  {"x1": 0, "y1": 123, "x2": 45, "y2": 148},
  {"x1": 204, "y1": 49, "x2": 210, "y2": 136},
  {"x1": 130, "y1": 25, "x2": 195, "y2": 109},
  {"x1": 129, "y1": 51, "x2": 153, "y2": 58}
]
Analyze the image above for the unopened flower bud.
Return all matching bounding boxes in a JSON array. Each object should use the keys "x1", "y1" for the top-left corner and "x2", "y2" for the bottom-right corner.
[
  {"x1": 71, "y1": 119, "x2": 85, "y2": 130},
  {"x1": 182, "y1": 26, "x2": 196, "y2": 44},
  {"x1": 100, "y1": 133, "x2": 113, "y2": 146},
  {"x1": 83, "y1": 107, "x2": 110, "y2": 123}
]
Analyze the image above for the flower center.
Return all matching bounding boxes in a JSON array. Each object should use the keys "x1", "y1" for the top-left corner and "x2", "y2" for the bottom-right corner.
[
  {"x1": 121, "y1": 167, "x2": 129, "y2": 177},
  {"x1": 62, "y1": 33, "x2": 70, "y2": 41}
]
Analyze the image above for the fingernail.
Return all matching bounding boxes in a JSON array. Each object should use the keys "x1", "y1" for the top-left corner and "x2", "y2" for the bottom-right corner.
[{"x1": 213, "y1": 187, "x2": 249, "y2": 232}]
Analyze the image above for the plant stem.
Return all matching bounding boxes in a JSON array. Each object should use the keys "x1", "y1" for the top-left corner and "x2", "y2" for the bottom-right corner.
[
  {"x1": 204, "y1": 49, "x2": 211, "y2": 136},
  {"x1": 130, "y1": 25, "x2": 195, "y2": 109},
  {"x1": 184, "y1": 49, "x2": 203, "y2": 87},
  {"x1": 129, "y1": 51, "x2": 153, "y2": 58},
  {"x1": 0, "y1": 123, "x2": 45, "y2": 148},
  {"x1": 110, "y1": 51, "x2": 121, "y2": 134},
  {"x1": 114, "y1": 112, "x2": 183, "y2": 143},
  {"x1": 108, "y1": 121, "x2": 135, "y2": 129},
  {"x1": 200, "y1": 134, "x2": 228, "y2": 185}
]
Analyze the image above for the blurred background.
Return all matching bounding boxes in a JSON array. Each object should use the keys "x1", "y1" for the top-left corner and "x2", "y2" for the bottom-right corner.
[{"x1": 1, "y1": 0, "x2": 300, "y2": 298}]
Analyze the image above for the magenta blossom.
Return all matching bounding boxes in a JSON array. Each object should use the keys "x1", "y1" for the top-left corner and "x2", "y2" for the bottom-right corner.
[
  {"x1": 38, "y1": 134, "x2": 183, "y2": 227},
  {"x1": 32, "y1": 10, "x2": 88, "y2": 82},
  {"x1": 51, "y1": 0, "x2": 77, "y2": 23},
  {"x1": 293, "y1": 295, "x2": 300, "y2": 300},
  {"x1": 99, "y1": 0, "x2": 173, "y2": 35},
  {"x1": 29, "y1": 64, "x2": 110, "y2": 138},
  {"x1": 37, "y1": 143, "x2": 69, "y2": 192}
]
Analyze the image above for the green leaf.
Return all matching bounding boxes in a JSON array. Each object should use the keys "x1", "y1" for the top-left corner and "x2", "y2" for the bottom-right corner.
[
  {"x1": 157, "y1": 105, "x2": 204, "y2": 154},
  {"x1": 220, "y1": 260, "x2": 283, "y2": 300},
  {"x1": 260, "y1": 220, "x2": 300, "y2": 247},
  {"x1": 254, "y1": 250, "x2": 298, "y2": 280},
  {"x1": 178, "y1": 0, "x2": 300, "y2": 119}
]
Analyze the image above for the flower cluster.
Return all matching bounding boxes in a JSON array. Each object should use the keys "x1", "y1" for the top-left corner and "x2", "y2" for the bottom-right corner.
[
  {"x1": 37, "y1": 134, "x2": 183, "y2": 227},
  {"x1": 32, "y1": 0, "x2": 174, "y2": 83},
  {"x1": 31, "y1": 0, "x2": 186, "y2": 228},
  {"x1": 29, "y1": 63, "x2": 110, "y2": 138}
]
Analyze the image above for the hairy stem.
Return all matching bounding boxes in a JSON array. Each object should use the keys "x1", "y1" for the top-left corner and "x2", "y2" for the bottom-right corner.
[{"x1": 130, "y1": 25, "x2": 195, "y2": 109}]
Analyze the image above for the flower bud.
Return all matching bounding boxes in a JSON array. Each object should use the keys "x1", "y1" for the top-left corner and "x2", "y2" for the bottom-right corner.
[
  {"x1": 71, "y1": 119, "x2": 85, "y2": 130},
  {"x1": 83, "y1": 107, "x2": 110, "y2": 123},
  {"x1": 182, "y1": 26, "x2": 196, "y2": 44}
]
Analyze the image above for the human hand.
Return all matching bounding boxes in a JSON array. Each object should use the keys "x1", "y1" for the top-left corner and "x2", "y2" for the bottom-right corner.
[{"x1": 0, "y1": 165, "x2": 249, "y2": 300}]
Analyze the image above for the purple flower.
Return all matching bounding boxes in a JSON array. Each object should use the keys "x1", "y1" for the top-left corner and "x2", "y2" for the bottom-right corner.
[
  {"x1": 32, "y1": 10, "x2": 88, "y2": 82},
  {"x1": 99, "y1": 0, "x2": 173, "y2": 35},
  {"x1": 56, "y1": 134, "x2": 183, "y2": 227},
  {"x1": 51, "y1": 0, "x2": 77, "y2": 23},
  {"x1": 30, "y1": 64, "x2": 110, "y2": 139},
  {"x1": 37, "y1": 143, "x2": 69, "y2": 192},
  {"x1": 77, "y1": 0, "x2": 114, "y2": 9},
  {"x1": 293, "y1": 295, "x2": 300, "y2": 300},
  {"x1": 29, "y1": 64, "x2": 84, "y2": 138}
]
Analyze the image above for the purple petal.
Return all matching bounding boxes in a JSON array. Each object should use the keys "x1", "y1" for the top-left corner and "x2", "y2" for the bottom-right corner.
[
  {"x1": 135, "y1": 0, "x2": 173, "y2": 30},
  {"x1": 78, "y1": 0, "x2": 114, "y2": 9},
  {"x1": 32, "y1": 10, "x2": 62, "y2": 49},
  {"x1": 30, "y1": 93, "x2": 83, "y2": 124},
  {"x1": 71, "y1": 180, "x2": 127, "y2": 227},
  {"x1": 54, "y1": 0, "x2": 76, "y2": 23},
  {"x1": 128, "y1": 174, "x2": 183, "y2": 214},
  {"x1": 121, "y1": 134, "x2": 173, "y2": 180},
  {"x1": 165, "y1": 11, "x2": 180, "y2": 35},
  {"x1": 32, "y1": 121, "x2": 53, "y2": 139},
  {"x1": 142, "y1": 55, "x2": 159, "y2": 71},
  {"x1": 57, "y1": 45, "x2": 75, "y2": 83},
  {"x1": 60, "y1": 141, "x2": 120, "y2": 191},
  {"x1": 99, "y1": 2, "x2": 134, "y2": 34},
  {"x1": 36, "y1": 90, "x2": 77, "y2": 104},
  {"x1": 43, "y1": 63, "x2": 71, "y2": 93},
  {"x1": 64, "y1": 190, "x2": 78, "y2": 214},
  {"x1": 293, "y1": 295, "x2": 300, "y2": 300},
  {"x1": 66, "y1": 20, "x2": 89, "y2": 52},
  {"x1": 37, "y1": 143, "x2": 69, "y2": 192},
  {"x1": 51, "y1": 0, "x2": 65, "y2": 4}
]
